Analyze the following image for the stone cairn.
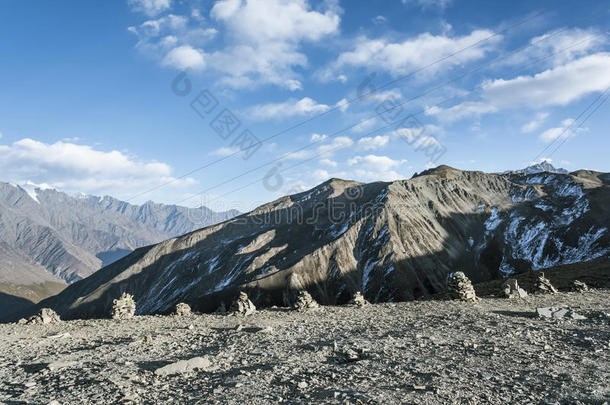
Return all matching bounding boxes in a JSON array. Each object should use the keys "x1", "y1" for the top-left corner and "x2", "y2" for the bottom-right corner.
[
  {"x1": 174, "y1": 302, "x2": 192, "y2": 316},
  {"x1": 111, "y1": 292, "x2": 136, "y2": 320},
  {"x1": 447, "y1": 272, "x2": 479, "y2": 302},
  {"x1": 20, "y1": 308, "x2": 61, "y2": 325},
  {"x1": 502, "y1": 279, "x2": 528, "y2": 299},
  {"x1": 572, "y1": 280, "x2": 589, "y2": 292},
  {"x1": 535, "y1": 273, "x2": 558, "y2": 294},
  {"x1": 348, "y1": 291, "x2": 369, "y2": 307},
  {"x1": 293, "y1": 290, "x2": 320, "y2": 311},
  {"x1": 230, "y1": 292, "x2": 256, "y2": 316}
]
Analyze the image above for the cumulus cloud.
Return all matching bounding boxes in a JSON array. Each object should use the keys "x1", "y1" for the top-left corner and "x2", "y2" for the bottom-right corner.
[
  {"x1": 319, "y1": 158, "x2": 338, "y2": 167},
  {"x1": 283, "y1": 136, "x2": 353, "y2": 160},
  {"x1": 352, "y1": 117, "x2": 378, "y2": 133},
  {"x1": 247, "y1": 97, "x2": 331, "y2": 120},
  {"x1": 209, "y1": 146, "x2": 240, "y2": 156},
  {"x1": 0, "y1": 138, "x2": 194, "y2": 196},
  {"x1": 206, "y1": 0, "x2": 340, "y2": 89},
  {"x1": 521, "y1": 112, "x2": 550, "y2": 133},
  {"x1": 357, "y1": 135, "x2": 389, "y2": 150},
  {"x1": 426, "y1": 53, "x2": 610, "y2": 121},
  {"x1": 482, "y1": 53, "x2": 610, "y2": 109},
  {"x1": 324, "y1": 29, "x2": 499, "y2": 79},
  {"x1": 347, "y1": 154, "x2": 406, "y2": 181},
  {"x1": 426, "y1": 101, "x2": 497, "y2": 122},
  {"x1": 310, "y1": 169, "x2": 330, "y2": 183},
  {"x1": 128, "y1": 0, "x2": 339, "y2": 89},
  {"x1": 162, "y1": 44, "x2": 205, "y2": 70},
  {"x1": 128, "y1": 0, "x2": 172, "y2": 16},
  {"x1": 539, "y1": 118, "x2": 586, "y2": 143},
  {"x1": 502, "y1": 28, "x2": 607, "y2": 68},
  {"x1": 401, "y1": 0, "x2": 453, "y2": 9},
  {"x1": 128, "y1": 13, "x2": 216, "y2": 66}
]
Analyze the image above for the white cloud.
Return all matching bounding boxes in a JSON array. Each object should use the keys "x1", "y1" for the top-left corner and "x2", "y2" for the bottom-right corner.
[
  {"x1": 207, "y1": 0, "x2": 340, "y2": 89},
  {"x1": 0, "y1": 138, "x2": 194, "y2": 196},
  {"x1": 128, "y1": 0, "x2": 172, "y2": 16},
  {"x1": 348, "y1": 154, "x2": 406, "y2": 182},
  {"x1": 162, "y1": 44, "x2": 205, "y2": 70},
  {"x1": 372, "y1": 15, "x2": 387, "y2": 25},
  {"x1": 335, "y1": 98, "x2": 349, "y2": 112},
  {"x1": 128, "y1": 0, "x2": 339, "y2": 90},
  {"x1": 317, "y1": 136, "x2": 353, "y2": 155},
  {"x1": 503, "y1": 28, "x2": 607, "y2": 68},
  {"x1": 209, "y1": 146, "x2": 240, "y2": 156},
  {"x1": 521, "y1": 112, "x2": 549, "y2": 133},
  {"x1": 357, "y1": 135, "x2": 389, "y2": 150},
  {"x1": 319, "y1": 158, "x2": 338, "y2": 167},
  {"x1": 402, "y1": 0, "x2": 453, "y2": 9},
  {"x1": 283, "y1": 136, "x2": 353, "y2": 160},
  {"x1": 426, "y1": 53, "x2": 610, "y2": 122},
  {"x1": 352, "y1": 117, "x2": 378, "y2": 133},
  {"x1": 482, "y1": 53, "x2": 610, "y2": 109},
  {"x1": 426, "y1": 101, "x2": 497, "y2": 122},
  {"x1": 310, "y1": 169, "x2": 330, "y2": 183},
  {"x1": 539, "y1": 118, "x2": 586, "y2": 143},
  {"x1": 311, "y1": 134, "x2": 327, "y2": 142},
  {"x1": 247, "y1": 97, "x2": 330, "y2": 120},
  {"x1": 326, "y1": 29, "x2": 500, "y2": 78},
  {"x1": 0, "y1": 132, "x2": 3, "y2": 139},
  {"x1": 347, "y1": 155, "x2": 406, "y2": 170}
]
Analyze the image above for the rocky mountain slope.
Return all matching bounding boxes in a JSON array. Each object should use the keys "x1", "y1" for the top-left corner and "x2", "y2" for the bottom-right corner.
[
  {"x1": 0, "y1": 182, "x2": 238, "y2": 318},
  {"x1": 26, "y1": 166, "x2": 610, "y2": 320}
]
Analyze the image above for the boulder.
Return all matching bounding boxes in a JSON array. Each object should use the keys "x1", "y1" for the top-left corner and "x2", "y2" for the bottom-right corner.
[
  {"x1": 154, "y1": 356, "x2": 215, "y2": 376},
  {"x1": 536, "y1": 307, "x2": 586, "y2": 320},
  {"x1": 502, "y1": 279, "x2": 528, "y2": 299},
  {"x1": 111, "y1": 293, "x2": 136, "y2": 320},
  {"x1": 23, "y1": 308, "x2": 61, "y2": 325},
  {"x1": 447, "y1": 272, "x2": 479, "y2": 302},
  {"x1": 174, "y1": 303, "x2": 192, "y2": 316}
]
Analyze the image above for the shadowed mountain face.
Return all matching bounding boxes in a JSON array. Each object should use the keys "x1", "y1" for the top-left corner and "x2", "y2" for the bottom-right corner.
[
  {"x1": 0, "y1": 183, "x2": 239, "y2": 318},
  {"x1": 28, "y1": 166, "x2": 610, "y2": 321}
]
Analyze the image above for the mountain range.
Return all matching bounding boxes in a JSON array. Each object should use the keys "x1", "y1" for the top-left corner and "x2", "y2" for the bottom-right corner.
[
  {"x1": 18, "y1": 164, "x2": 608, "y2": 321},
  {"x1": 0, "y1": 182, "x2": 239, "y2": 318}
]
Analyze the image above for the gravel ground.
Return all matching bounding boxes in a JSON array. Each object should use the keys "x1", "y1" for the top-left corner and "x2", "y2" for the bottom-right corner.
[{"x1": 1, "y1": 291, "x2": 609, "y2": 404}]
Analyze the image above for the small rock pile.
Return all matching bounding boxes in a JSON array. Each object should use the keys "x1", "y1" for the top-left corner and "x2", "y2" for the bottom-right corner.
[
  {"x1": 447, "y1": 272, "x2": 479, "y2": 302},
  {"x1": 572, "y1": 280, "x2": 589, "y2": 292},
  {"x1": 293, "y1": 291, "x2": 320, "y2": 311},
  {"x1": 348, "y1": 291, "x2": 369, "y2": 307},
  {"x1": 502, "y1": 279, "x2": 528, "y2": 299},
  {"x1": 174, "y1": 303, "x2": 192, "y2": 316},
  {"x1": 20, "y1": 308, "x2": 61, "y2": 325},
  {"x1": 230, "y1": 292, "x2": 256, "y2": 316},
  {"x1": 111, "y1": 293, "x2": 136, "y2": 320},
  {"x1": 535, "y1": 273, "x2": 558, "y2": 294}
]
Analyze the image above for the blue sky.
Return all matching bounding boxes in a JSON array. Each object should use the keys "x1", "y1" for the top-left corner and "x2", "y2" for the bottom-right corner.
[{"x1": 0, "y1": 0, "x2": 609, "y2": 212}]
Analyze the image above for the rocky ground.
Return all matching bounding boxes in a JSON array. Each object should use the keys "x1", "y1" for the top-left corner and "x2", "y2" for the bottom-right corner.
[{"x1": 1, "y1": 289, "x2": 609, "y2": 404}]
